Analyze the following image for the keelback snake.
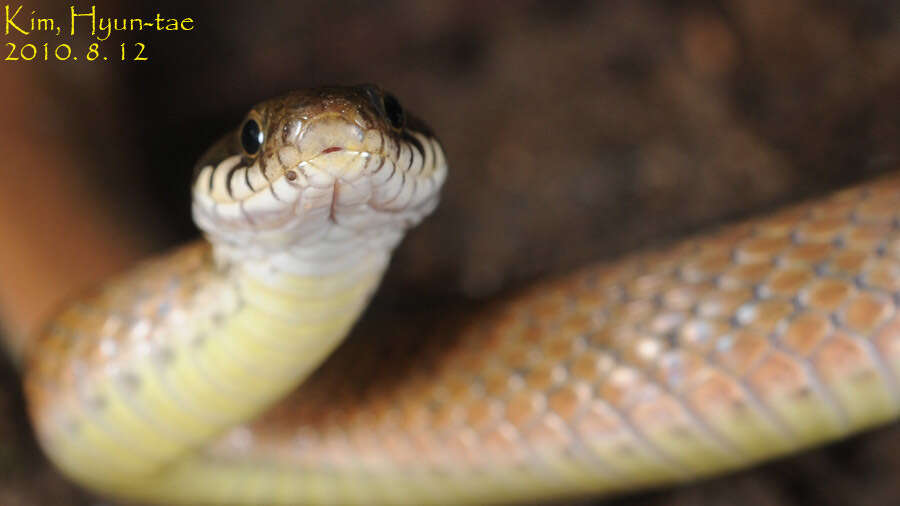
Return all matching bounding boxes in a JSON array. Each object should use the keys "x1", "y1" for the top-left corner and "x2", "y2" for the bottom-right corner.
[{"x1": 17, "y1": 85, "x2": 900, "y2": 504}]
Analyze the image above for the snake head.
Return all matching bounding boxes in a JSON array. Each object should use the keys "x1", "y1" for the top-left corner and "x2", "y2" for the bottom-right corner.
[{"x1": 191, "y1": 85, "x2": 447, "y2": 262}]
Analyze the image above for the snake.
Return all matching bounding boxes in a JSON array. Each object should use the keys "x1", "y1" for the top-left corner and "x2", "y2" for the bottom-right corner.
[{"x1": 13, "y1": 84, "x2": 900, "y2": 505}]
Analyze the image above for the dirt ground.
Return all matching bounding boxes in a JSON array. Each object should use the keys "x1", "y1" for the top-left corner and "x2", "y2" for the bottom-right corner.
[{"x1": 1, "y1": 1, "x2": 899, "y2": 504}]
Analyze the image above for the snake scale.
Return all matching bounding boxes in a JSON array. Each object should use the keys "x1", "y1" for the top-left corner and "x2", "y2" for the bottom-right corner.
[{"x1": 14, "y1": 85, "x2": 900, "y2": 504}]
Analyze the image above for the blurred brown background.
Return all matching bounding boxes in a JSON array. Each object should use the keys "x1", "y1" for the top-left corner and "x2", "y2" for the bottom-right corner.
[{"x1": 1, "y1": 1, "x2": 899, "y2": 504}]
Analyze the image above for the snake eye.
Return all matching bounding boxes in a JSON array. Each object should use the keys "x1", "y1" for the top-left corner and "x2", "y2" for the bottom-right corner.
[
  {"x1": 383, "y1": 94, "x2": 405, "y2": 130},
  {"x1": 240, "y1": 119, "x2": 263, "y2": 155}
]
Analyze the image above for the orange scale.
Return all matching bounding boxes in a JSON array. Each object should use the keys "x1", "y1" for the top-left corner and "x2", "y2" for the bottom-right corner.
[
  {"x1": 813, "y1": 333, "x2": 874, "y2": 383},
  {"x1": 585, "y1": 263, "x2": 633, "y2": 289},
  {"x1": 780, "y1": 242, "x2": 832, "y2": 267},
  {"x1": 525, "y1": 362, "x2": 568, "y2": 391},
  {"x1": 761, "y1": 205, "x2": 811, "y2": 232},
  {"x1": 482, "y1": 366, "x2": 523, "y2": 397},
  {"x1": 687, "y1": 370, "x2": 747, "y2": 415},
  {"x1": 54, "y1": 307, "x2": 93, "y2": 336},
  {"x1": 750, "y1": 220, "x2": 795, "y2": 240},
  {"x1": 606, "y1": 325, "x2": 648, "y2": 351},
  {"x1": 865, "y1": 174, "x2": 900, "y2": 194},
  {"x1": 587, "y1": 326, "x2": 616, "y2": 348},
  {"x1": 610, "y1": 299, "x2": 656, "y2": 325},
  {"x1": 69, "y1": 308, "x2": 108, "y2": 338},
  {"x1": 737, "y1": 299, "x2": 795, "y2": 334},
  {"x1": 541, "y1": 333, "x2": 585, "y2": 362},
  {"x1": 780, "y1": 312, "x2": 833, "y2": 356},
  {"x1": 541, "y1": 275, "x2": 583, "y2": 296},
  {"x1": 705, "y1": 223, "x2": 756, "y2": 249},
  {"x1": 465, "y1": 397, "x2": 503, "y2": 430},
  {"x1": 886, "y1": 237, "x2": 900, "y2": 261},
  {"x1": 802, "y1": 278, "x2": 855, "y2": 311},
  {"x1": 718, "y1": 261, "x2": 773, "y2": 289},
  {"x1": 746, "y1": 351, "x2": 809, "y2": 399},
  {"x1": 697, "y1": 287, "x2": 754, "y2": 319},
  {"x1": 680, "y1": 250, "x2": 733, "y2": 283},
  {"x1": 824, "y1": 250, "x2": 870, "y2": 276},
  {"x1": 518, "y1": 325, "x2": 546, "y2": 345},
  {"x1": 457, "y1": 326, "x2": 498, "y2": 354},
  {"x1": 661, "y1": 282, "x2": 713, "y2": 311},
  {"x1": 827, "y1": 185, "x2": 866, "y2": 203},
  {"x1": 715, "y1": 329, "x2": 771, "y2": 375},
  {"x1": 558, "y1": 312, "x2": 602, "y2": 339},
  {"x1": 673, "y1": 237, "x2": 704, "y2": 255},
  {"x1": 639, "y1": 261, "x2": 682, "y2": 284},
  {"x1": 735, "y1": 235, "x2": 792, "y2": 263},
  {"x1": 861, "y1": 260, "x2": 900, "y2": 292},
  {"x1": 855, "y1": 193, "x2": 900, "y2": 224},
  {"x1": 397, "y1": 399, "x2": 431, "y2": 431},
  {"x1": 809, "y1": 197, "x2": 857, "y2": 220},
  {"x1": 450, "y1": 373, "x2": 485, "y2": 404},
  {"x1": 570, "y1": 350, "x2": 616, "y2": 383},
  {"x1": 762, "y1": 266, "x2": 814, "y2": 297},
  {"x1": 491, "y1": 299, "x2": 530, "y2": 323},
  {"x1": 642, "y1": 240, "x2": 695, "y2": 265},
  {"x1": 501, "y1": 340, "x2": 543, "y2": 370},
  {"x1": 656, "y1": 349, "x2": 713, "y2": 392},
  {"x1": 571, "y1": 290, "x2": 615, "y2": 314},
  {"x1": 846, "y1": 223, "x2": 893, "y2": 250},
  {"x1": 456, "y1": 345, "x2": 491, "y2": 373},
  {"x1": 530, "y1": 293, "x2": 571, "y2": 323},
  {"x1": 625, "y1": 272, "x2": 668, "y2": 300},
  {"x1": 794, "y1": 217, "x2": 849, "y2": 244},
  {"x1": 547, "y1": 382, "x2": 591, "y2": 421},
  {"x1": 646, "y1": 310, "x2": 687, "y2": 335},
  {"x1": 840, "y1": 292, "x2": 894, "y2": 336},
  {"x1": 483, "y1": 316, "x2": 527, "y2": 346},
  {"x1": 505, "y1": 390, "x2": 547, "y2": 429}
]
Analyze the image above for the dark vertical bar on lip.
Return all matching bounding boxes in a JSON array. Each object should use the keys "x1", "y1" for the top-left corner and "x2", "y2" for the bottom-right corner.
[
  {"x1": 244, "y1": 167, "x2": 255, "y2": 192},
  {"x1": 225, "y1": 165, "x2": 240, "y2": 198},
  {"x1": 400, "y1": 131, "x2": 425, "y2": 160}
]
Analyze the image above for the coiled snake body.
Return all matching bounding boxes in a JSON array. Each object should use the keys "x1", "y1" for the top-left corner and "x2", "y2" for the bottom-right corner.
[{"x1": 17, "y1": 85, "x2": 900, "y2": 504}]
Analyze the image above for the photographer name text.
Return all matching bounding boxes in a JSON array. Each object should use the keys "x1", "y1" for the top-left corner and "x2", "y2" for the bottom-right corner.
[{"x1": 4, "y1": 4, "x2": 194, "y2": 61}]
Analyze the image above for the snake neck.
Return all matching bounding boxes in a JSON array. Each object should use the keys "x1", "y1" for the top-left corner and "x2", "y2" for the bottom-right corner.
[
  {"x1": 207, "y1": 222, "x2": 405, "y2": 277},
  {"x1": 27, "y1": 234, "x2": 399, "y2": 491},
  {"x1": 202, "y1": 228, "x2": 404, "y2": 387},
  {"x1": 197, "y1": 228, "x2": 404, "y2": 406}
]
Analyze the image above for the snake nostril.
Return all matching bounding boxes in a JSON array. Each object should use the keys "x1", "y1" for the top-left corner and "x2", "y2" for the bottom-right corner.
[{"x1": 322, "y1": 146, "x2": 342, "y2": 154}]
